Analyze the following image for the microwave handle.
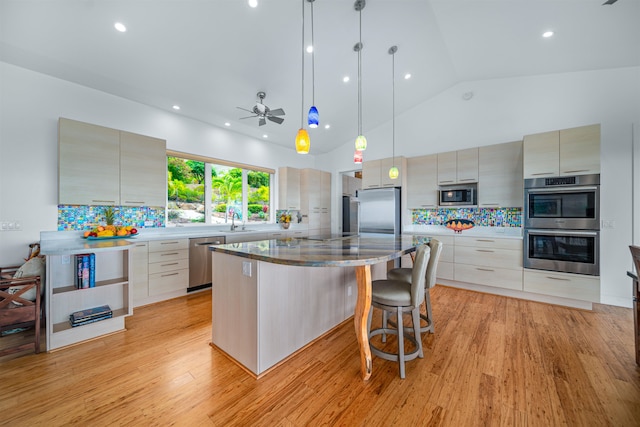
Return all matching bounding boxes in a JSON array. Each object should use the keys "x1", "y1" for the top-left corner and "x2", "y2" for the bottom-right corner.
[
  {"x1": 526, "y1": 186, "x2": 599, "y2": 193},
  {"x1": 526, "y1": 229, "x2": 599, "y2": 236}
]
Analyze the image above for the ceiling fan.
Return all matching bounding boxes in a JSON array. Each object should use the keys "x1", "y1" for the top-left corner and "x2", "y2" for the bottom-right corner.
[{"x1": 237, "y1": 92, "x2": 285, "y2": 126}]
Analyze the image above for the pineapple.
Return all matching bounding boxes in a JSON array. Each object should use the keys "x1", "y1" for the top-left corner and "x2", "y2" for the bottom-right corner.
[{"x1": 104, "y1": 207, "x2": 115, "y2": 226}]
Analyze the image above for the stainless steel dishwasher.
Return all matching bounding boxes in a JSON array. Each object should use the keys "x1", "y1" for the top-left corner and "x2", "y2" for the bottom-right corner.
[{"x1": 189, "y1": 236, "x2": 225, "y2": 291}]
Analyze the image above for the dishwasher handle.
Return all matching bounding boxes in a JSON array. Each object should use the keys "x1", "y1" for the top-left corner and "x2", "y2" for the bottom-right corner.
[{"x1": 195, "y1": 241, "x2": 223, "y2": 246}]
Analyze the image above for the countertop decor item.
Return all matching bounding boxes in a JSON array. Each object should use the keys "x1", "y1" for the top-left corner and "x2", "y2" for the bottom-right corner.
[{"x1": 445, "y1": 219, "x2": 475, "y2": 233}]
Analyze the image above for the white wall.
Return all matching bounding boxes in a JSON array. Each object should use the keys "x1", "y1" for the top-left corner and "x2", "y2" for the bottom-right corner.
[
  {"x1": 0, "y1": 62, "x2": 314, "y2": 265},
  {"x1": 318, "y1": 66, "x2": 640, "y2": 308}
]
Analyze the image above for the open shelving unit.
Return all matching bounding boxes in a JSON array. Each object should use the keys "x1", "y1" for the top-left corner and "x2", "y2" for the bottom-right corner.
[{"x1": 45, "y1": 244, "x2": 133, "y2": 350}]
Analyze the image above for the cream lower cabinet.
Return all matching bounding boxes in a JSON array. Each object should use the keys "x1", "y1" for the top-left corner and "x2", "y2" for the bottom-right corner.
[
  {"x1": 130, "y1": 242, "x2": 149, "y2": 306},
  {"x1": 46, "y1": 245, "x2": 133, "y2": 350},
  {"x1": 454, "y1": 236, "x2": 523, "y2": 291},
  {"x1": 523, "y1": 269, "x2": 600, "y2": 302},
  {"x1": 401, "y1": 235, "x2": 454, "y2": 281},
  {"x1": 148, "y1": 239, "x2": 189, "y2": 296}
]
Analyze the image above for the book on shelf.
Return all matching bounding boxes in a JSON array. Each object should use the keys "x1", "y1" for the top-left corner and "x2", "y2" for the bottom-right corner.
[
  {"x1": 74, "y1": 253, "x2": 95, "y2": 289},
  {"x1": 69, "y1": 305, "x2": 113, "y2": 323},
  {"x1": 69, "y1": 313, "x2": 113, "y2": 327}
]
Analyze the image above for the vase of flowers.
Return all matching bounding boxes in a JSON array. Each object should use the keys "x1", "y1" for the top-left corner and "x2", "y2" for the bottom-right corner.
[{"x1": 279, "y1": 213, "x2": 291, "y2": 229}]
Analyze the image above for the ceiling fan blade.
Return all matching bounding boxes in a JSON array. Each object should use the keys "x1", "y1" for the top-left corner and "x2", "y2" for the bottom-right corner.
[
  {"x1": 267, "y1": 116, "x2": 284, "y2": 124},
  {"x1": 602, "y1": 0, "x2": 618, "y2": 4},
  {"x1": 259, "y1": 118, "x2": 266, "y2": 126},
  {"x1": 236, "y1": 106, "x2": 255, "y2": 113},
  {"x1": 239, "y1": 115, "x2": 257, "y2": 120},
  {"x1": 269, "y1": 108, "x2": 285, "y2": 116}
]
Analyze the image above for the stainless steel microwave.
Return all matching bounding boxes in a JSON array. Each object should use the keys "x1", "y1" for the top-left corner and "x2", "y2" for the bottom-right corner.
[{"x1": 439, "y1": 184, "x2": 477, "y2": 206}]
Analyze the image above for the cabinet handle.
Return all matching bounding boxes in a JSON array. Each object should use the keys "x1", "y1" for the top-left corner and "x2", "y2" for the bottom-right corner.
[
  {"x1": 476, "y1": 249, "x2": 495, "y2": 253},
  {"x1": 562, "y1": 169, "x2": 589, "y2": 174},
  {"x1": 439, "y1": 180, "x2": 455, "y2": 184},
  {"x1": 161, "y1": 262, "x2": 179, "y2": 267},
  {"x1": 480, "y1": 203, "x2": 500, "y2": 207},
  {"x1": 546, "y1": 276, "x2": 571, "y2": 281},
  {"x1": 458, "y1": 179, "x2": 476, "y2": 182},
  {"x1": 476, "y1": 239, "x2": 495, "y2": 242},
  {"x1": 531, "y1": 172, "x2": 554, "y2": 176},
  {"x1": 160, "y1": 272, "x2": 179, "y2": 278},
  {"x1": 92, "y1": 199, "x2": 116, "y2": 203},
  {"x1": 476, "y1": 268, "x2": 495, "y2": 272},
  {"x1": 420, "y1": 204, "x2": 436, "y2": 208},
  {"x1": 161, "y1": 252, "x2": 180, "y2": 256},
  {"x1": 124, "y1": 200, "x2": 145, "y2": 204},
  {"x1": 135, "y1": 244, "x2": 147, "y2": 248},
  {"x1": 161, "y1": 241, "x2": 180, "y2": 245}
]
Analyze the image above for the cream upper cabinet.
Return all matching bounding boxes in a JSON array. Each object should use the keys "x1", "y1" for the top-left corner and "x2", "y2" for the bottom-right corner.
[
  {"x1": 59, "y1": 118, "x2": 167, "y2": 207},
  {"x1": 120, "y1": 131, "x2": 167, "y2": 207},
  {"x1": 278, "y1": 167, "x2": 300, "y2": 210},
  {"x1": 523, "y1": 130, "x2": 559, "y2": 178},
  {"x1": 523, "y1": 124, "x2": 600, "y2": 178},
  {"x1": 406, "y1": 154, "x2": 438, "y2": 209},
  {"x1": 361, "y1": 159, "x2": 382, "y2": 189},
  {"x1": 478, "y1": 141, "x2": 523, "y2": 208},
  {"x1": 437, "y1": 148, "x2": 478, "y2": 185},
  {"x1": 559, "y1": 124, "x2": 600, "y2": 176},
  {"x1": 362, "y1": 157, "x2": 404, "y2": 189},
  {"x1": 59, "y1": 118, "x2": 120, "y2": 206},
  {"x1": 342, "y1": 175, "x2": 361, "y2": 197}
]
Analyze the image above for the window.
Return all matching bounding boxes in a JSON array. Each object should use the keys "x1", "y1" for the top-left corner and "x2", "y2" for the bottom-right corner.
[{"x1": 166, "y1": 153, "x2": 273, "y2": 226}]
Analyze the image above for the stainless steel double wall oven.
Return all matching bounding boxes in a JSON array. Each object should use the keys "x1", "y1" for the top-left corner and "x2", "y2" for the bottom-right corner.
[{"x1": 524, "y1": 174, "x2": 600, "y2": 276}]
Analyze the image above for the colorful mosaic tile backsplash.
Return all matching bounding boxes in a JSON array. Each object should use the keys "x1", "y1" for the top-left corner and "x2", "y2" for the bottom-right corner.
[
  {"x1": 58, "y1": 205, "x2": 165, "y2": 231},
  {"x1": 412, "y1": 207, "x2": 522, "y2": 227}
]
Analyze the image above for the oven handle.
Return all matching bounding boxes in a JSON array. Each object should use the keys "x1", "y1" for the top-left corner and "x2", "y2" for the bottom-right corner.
[
  {"x1": 526, "y1": 186, "x2": 599, "y2": 193},
  {"x1": 526, "y1": 229, "x2": 599, "y2": 236}
]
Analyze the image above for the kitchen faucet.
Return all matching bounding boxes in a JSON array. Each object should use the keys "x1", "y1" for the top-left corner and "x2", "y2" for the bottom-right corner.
[{"x1": 230, "y1": 211, "x2": 240, "y2": 231}]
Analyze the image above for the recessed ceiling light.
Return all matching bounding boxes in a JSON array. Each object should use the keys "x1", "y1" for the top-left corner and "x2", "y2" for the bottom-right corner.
[
  {"x1": 306, "y1": 45, "x2": 313, "y2": 53},
  {"x1": 343, "y1": 76, "x2": 350, "y2": 83},
  {"x1": 248, "y1": 0, "x2": 258, "y2": 8},
  {"x1": 324, "y1": 124, "x2": 330, "y2": 129},
  {"x1": 224, "y1": 122, "x2": 231, "y2": 127},
  {"x1": 172, "y1": 105, "x2": 180, "y2": 110},
  {"x1": 542, "y1": 31, "x2": 554, "y2": 38},
  {"x1": 262, "y1": 134, "x2": 268, "y2": 138},
  {"x1": 114, "y1": 22, "x2": 127, "y2": 32},
  {"x1": 404, "y1": 73, "x2": 411, "y2": 80}
]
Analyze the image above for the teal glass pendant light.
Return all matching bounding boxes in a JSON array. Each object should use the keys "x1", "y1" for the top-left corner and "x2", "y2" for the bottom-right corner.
[
  {"x1": 354, "y1": 0, "x2": 366, "y2": 151},
  {"x1": 388, "y1": 45, "x2": 399, "y2": 180},
  {"x1": 307, "y1": 0, "x2": 319, "y2": 128}
]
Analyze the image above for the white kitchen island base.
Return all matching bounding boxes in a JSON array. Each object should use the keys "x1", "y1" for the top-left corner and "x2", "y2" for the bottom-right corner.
[{"x1": 211, "y1": 252, "x2": 361, "y2": 377}]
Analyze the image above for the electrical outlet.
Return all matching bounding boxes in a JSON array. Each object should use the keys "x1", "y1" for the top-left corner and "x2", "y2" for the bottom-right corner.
[
  {"x1": 144, "y1": 220, "x2": 154, "y2": 227},
  {"x1": 0, "y1": 222, "x2": 7, "y2": 231},
  {"x1": 62, "y1": 255, "x2": 71, "y2": 264}
]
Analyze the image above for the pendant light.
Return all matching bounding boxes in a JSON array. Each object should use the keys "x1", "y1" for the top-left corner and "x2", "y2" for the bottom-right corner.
[
  {"x1": 296, "y1": 0, "x2": 310, "y2": 154},
  {"x1": 354, "y1": 149, "x2": 363, "y2": 164},
  {"x1": 354, "y1": 0, "x2": 366, "y2": 151},
  {"x1": 307, "y1": 0, "x2": 319, "y2": 128},
  {"x1": 388, "y1": 45, "x2": 399, "y2": 180}
]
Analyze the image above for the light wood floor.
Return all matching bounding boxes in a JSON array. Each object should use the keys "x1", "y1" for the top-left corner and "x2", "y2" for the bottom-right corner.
[{"x1": 1, "y1": 285, "x2": 639, "y2": 426}]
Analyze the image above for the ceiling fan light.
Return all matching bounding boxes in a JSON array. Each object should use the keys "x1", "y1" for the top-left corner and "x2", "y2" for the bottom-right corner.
[
  {"x1": 295, "y1": 128, "x2": 310, "y2": 154},
  {"x1": 388, "y1": 166, "x2": 399, "y2": 180},
  {"x1": 355, "y1": 134, "x2": 367, "y2": 151},
  {"x1": 308, "y1": 106, "x2": 319, "y2": 128},
  {"x1": 354, "y1": 150, "x2": 363, "y2": 164}
]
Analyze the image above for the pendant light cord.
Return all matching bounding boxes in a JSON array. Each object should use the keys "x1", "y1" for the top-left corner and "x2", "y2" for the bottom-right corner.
[
  {"x1": 300, "y1": 0, "x2": 305, "y2": 128},
  {"x1": 392, "y1": 48, "x2": 395, "y2": 167},
  {"x1": 311, "y1": 0, "x2": 315, "y2": 106},
  {"x1": 358, "y1": 8, "x2": 362, "y2": 135}
]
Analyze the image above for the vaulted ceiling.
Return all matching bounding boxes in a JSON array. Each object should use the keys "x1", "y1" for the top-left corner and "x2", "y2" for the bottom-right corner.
[{"x1": 1, "y1": 0, "x2": 638, "y2": 154}]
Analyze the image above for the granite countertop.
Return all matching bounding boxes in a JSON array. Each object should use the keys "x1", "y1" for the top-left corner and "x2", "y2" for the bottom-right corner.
[{"x1": 209, "y1": 234, "x2": 425, "y2": 267}]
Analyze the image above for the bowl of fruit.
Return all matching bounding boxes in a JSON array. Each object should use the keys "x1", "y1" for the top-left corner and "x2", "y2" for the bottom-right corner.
[
  {"x1": 84, "y1": 225, "x2": 138, "y2": 239},
  {"x1": 445, "y1": 219, "x2": 474, "y2": 233}
]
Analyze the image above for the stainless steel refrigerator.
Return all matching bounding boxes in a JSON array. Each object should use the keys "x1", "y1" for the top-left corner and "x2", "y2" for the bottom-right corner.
[{"x1": 352, "y1": 187, "x2": 401, "y2": 235}]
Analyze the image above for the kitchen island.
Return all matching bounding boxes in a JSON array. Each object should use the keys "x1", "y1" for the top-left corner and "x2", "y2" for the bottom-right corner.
[{"x1": 209, "y1": 234, "x2": 420, "y2": 380}]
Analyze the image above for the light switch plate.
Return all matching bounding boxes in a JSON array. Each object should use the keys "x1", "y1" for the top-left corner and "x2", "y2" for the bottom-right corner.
[{"x1": 242, "y1": 261, "x2": 252, "y2": 277}]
